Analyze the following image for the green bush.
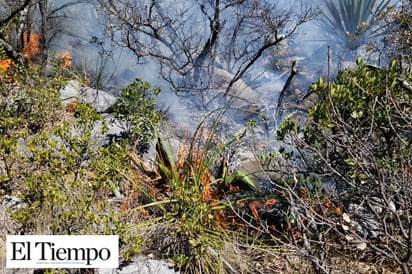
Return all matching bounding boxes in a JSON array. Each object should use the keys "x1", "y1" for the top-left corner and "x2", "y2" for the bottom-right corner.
[
  {"x1": 110, "y1": 78, "x2": 160, "y2": 150},
  {"x1": 0, "y1": 64, "x2": 150, "y2": 262},
  {"x1": 305, "y1": 59, "x2": 411, "y2": 187},
  {"x1": 278, "y1": 59, "x2": 412, "y2": 273}
]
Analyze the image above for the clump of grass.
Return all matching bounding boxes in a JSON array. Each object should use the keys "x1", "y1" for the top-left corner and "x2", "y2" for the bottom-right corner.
[
  {"x1": 116, "y1": 105, "x2": 267, "y2": 273},
  {"x1": 146, "y1": 133, "x2": 253, "y2": 272}
]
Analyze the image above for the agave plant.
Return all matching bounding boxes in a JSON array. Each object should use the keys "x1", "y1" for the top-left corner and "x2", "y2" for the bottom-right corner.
[{"x1": 320, "y1": 0, "x2": 390, "y2": 50}]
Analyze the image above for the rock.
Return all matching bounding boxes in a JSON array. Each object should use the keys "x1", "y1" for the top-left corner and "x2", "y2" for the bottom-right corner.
[
  {"x1": 213, "y1": 68, "x2": 263, "y2": 109},
  {"x1": 60, "y1": 80, "x2": 117, "y2": 113},
  {"x1": 59, "y1": 81, "x2": 126, "y2": 146},
  {"x1": 2, "y1": 195, "x2": 25, "y2": 210},
  {"x1": 59, "y1": 80, "x2": 82, "y2": 102},
  {"x1": 80, "y1": 86, "x2": 117, "y2": 113},
  {"x1": 341, "y1": 223, "x2": 350, "y2": 231},
  {"x1": 235, "y1": 159, "x2": 268, "y2": 192},
  {"x1": 355, "y1": 242, "x2": 367, "y2": 251},
  {"x1": 342, "y1": 213, "x2": 351, "y2": 223},
  {"x1": 347, "y1": 203, "x2": 383, "y2": 238}
]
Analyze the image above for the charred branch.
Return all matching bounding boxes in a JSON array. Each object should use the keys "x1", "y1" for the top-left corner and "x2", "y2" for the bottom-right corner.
[{"x1": 277, "y1": 60, "x2": 298, "y2": 111}]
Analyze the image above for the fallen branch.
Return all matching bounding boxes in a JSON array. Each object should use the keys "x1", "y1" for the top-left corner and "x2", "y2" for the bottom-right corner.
[{"x1": 126, "y1": 149, "x2": 157, "y2": 177}]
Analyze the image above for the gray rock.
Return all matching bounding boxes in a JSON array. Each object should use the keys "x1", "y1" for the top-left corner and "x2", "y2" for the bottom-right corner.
[
  {"x1": 60, "y1": 80, "x2": 82, "y2": 103},
  {"x1": 2, "y1": 195, "x2": 25, "y2": 210},
  {"x1": 213, "y1": 68, "x2": 263, "y2": 109},
  {"x1": 80, "y1": 87, "x2": 117, "y2": 113},
  {"x1": 60, "y1": 80, "x2": 117, "y2": 113},
  {"x1": 235, "y1": 159, "x2": 269, "y2": 192},
  {"x1": 348, "y1": 203, "x2": 383, "y2": 239}
]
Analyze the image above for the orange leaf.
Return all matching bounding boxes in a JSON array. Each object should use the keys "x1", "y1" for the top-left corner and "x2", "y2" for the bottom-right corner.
[
  {"x1": 236, "y1": 200, "x2": 245, "y2": 207},
  {"x1": 248, "y1": 201, "x2": 261, "y2": 222},
  {"x1": 229, "y1": 184, "x2": 241, "y2": 192},
  {"x1": 213, "y1": 209, "x2": 227, "y2": 228},
  {"x1": 323, "y1": 200, "x2": 332, "y2": 209},
  {"x1": 230, "y1": 217, "x2": 245, "y2": 227},
  {"x1": 263, "y1": 198, "x2": 276, "y2": 208},
  {"x1": 66, "y1": 101, "x2": 78, "y2": 112},
  {"x1": 210, "y1": 200, "x2": 220, "y2": 206},
  {"x1": 0, "y1": 58, "x2": 14, "y2": 71},
  {"x1": 200, "y1": 184, "x2": 213, "y2": 202},
  {"x1": 334, "y1": 207, "x2": 343, "y2": 215},
  {"x1": 299, "y1": 187, "x2": 309, "y2": 199},
  {"x1": 121, "y1": 199, "x2": 128, "y2": 211},
  {"x1": 293, "y1": 229, "x2": 302, "y2": 238},
  {"x1": 60, "y1": 51, "x2": 72, "y2": 68},
  {"x1": 404, "y1": 164, "x2": 410, "y2": 175}
]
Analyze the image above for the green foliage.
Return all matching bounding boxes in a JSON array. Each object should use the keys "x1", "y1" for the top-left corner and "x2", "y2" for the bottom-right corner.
[
  {"x1": 0, "y1": 64, "x2": 156, "y2": 262},
  {"x1": 111, "y1": 78, "x2": 160, "y2": 148},
  {"x1": 146, "y1": 117, "x2": 260, "y2": 272},
  {"x1": 278, "y1": 59, "x2": 412, "y2": 272},
  {"x1": 0, "y1": 66, "x2": 62, "y2": 135},
  {"x1": 1, "y1": 62, "x2": 64, "y2": 189},
  {"x1": 304, "y1": 58, "x2": 411, "y2": 179},
  {"x1": 10, "y1": 103, "x2": 121, "y2": 234},
  {"x1": 152, "y1": 136, "x2": 225, "y2": 272}
]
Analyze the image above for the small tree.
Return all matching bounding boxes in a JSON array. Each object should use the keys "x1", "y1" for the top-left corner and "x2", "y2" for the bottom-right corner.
[{"x1": 110, "y1": 78, "x2": 160, "y2": 152}]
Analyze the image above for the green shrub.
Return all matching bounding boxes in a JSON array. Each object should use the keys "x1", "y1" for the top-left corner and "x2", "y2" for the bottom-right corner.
[
  {"x1": 0, "y1": 64, "x2": 150, "y2": 263},
  {"x1": 278, "y1": 59, "x2": 412, "y2": 273},
  {"x1": 110, "y1": 78, "x2": 160, "y2": 150}
]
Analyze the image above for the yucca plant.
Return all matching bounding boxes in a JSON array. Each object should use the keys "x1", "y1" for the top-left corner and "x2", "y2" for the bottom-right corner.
[
  {"x1": 320, "y1": 0, "x2": 390, "y2": 50},
  {"x1": 117, "y1": 97, "x2": 279, "y2": 272},
  {"x1": 137, "y1": 124, "x2": 258, "y2": 273}
]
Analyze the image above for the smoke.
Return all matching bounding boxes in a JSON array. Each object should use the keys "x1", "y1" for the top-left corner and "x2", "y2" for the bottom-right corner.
[{"x1": 48, "y1": 0, "x2": 393, "y2": 136}]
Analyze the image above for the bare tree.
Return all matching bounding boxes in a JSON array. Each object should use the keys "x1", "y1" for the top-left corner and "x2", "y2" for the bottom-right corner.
[{"x1": 96, "y1": 0, "x2": 314, "y2": 101}]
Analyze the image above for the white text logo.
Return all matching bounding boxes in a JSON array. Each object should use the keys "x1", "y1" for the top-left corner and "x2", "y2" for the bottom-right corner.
[{"x1": 6, "y1": 235, "x2": 118, "y2": 268}]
